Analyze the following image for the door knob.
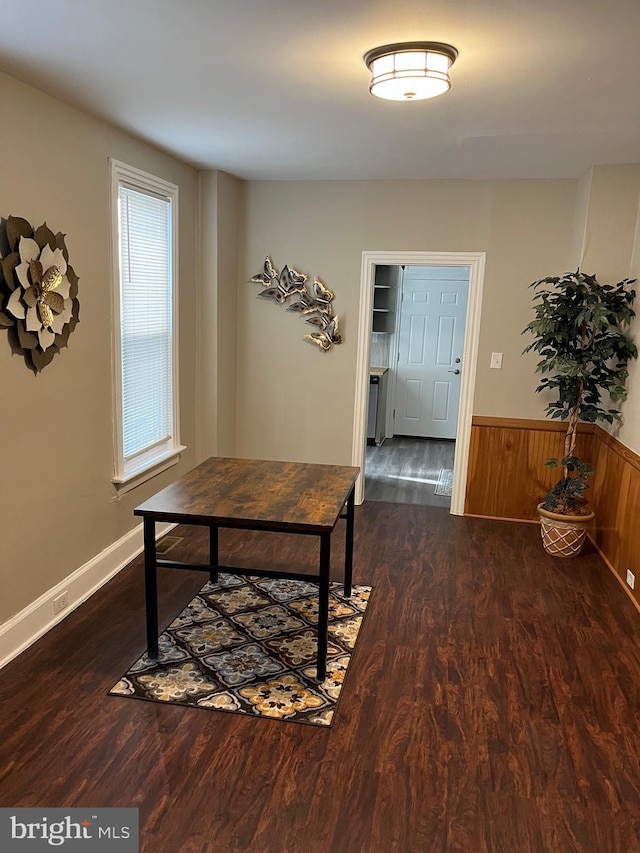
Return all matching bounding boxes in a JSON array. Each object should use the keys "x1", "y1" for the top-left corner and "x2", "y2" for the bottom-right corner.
[{"x1": 448, "y1": 369, "x2": 461, "y2": 375}]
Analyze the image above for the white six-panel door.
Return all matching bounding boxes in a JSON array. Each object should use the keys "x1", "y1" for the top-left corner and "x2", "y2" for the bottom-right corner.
[{"x1": 394, "y1": 265, "x2": 469, "y2": 439}]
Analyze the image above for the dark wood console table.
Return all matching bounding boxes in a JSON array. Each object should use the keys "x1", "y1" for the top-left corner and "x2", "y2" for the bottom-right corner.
[{"x1": 134, "y1": 457, "x2": 359, "y2": 680}]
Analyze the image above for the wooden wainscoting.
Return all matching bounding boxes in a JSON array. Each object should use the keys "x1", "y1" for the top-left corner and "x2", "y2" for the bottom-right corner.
[
  {"x1": 465, "y1": 415, "x2": 639, "y2": 609},
  {"x1": 465, "y1": 416, "x2": 596, "y2": 521},
  {"x1": 590, "y1": 429, "x2": 640, "y2": 607}
]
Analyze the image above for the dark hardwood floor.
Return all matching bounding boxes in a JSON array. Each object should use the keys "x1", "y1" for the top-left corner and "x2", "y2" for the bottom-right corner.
[
  {"x1": 1, "y1": 503, "x2": 639, "y2": 852},
  {"x1": 365, "y1": 437, "x2": 455, "y2": 507}
]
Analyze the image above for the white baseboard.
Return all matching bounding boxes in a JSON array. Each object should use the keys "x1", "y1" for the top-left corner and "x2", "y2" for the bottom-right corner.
[{"x1": 0, "y1": 521, "x2": 176, "y2": 670}]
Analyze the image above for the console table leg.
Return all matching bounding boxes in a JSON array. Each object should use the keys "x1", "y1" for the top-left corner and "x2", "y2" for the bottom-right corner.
[
  {"x1": 209, "y1": 525, "x2": 219, "y2": 583},
  {"x1": 344, "y1": 486, "x2": 355, "y2": 597},
  {"x1": 317, "y1": 532, "x2": 331, "y2": 681},
  {"x1": 144, "y1": 518, "x2": 159, "y2": 659}
]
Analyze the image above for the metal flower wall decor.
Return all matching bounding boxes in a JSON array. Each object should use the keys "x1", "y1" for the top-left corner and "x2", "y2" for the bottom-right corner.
[
  {"x1": 0, "y1": 215, "x2": 80, "y2": 372},
  {"x1": 250, "y1": 256, "x2": 343, "y2": 352}
]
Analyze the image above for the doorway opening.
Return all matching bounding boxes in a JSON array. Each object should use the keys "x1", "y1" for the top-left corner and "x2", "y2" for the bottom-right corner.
[
  {"x1": 366, "y1": 263, "x2": 469, "y2": 508},
  {"x1": 352, "y1": 251, "x2": 486, "y2": 515}
]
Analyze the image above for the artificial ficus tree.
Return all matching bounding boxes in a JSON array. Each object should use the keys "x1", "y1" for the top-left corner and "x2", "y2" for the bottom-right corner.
[{"x1": 523, "y1": 269, "x2": 637, "y2": 511}]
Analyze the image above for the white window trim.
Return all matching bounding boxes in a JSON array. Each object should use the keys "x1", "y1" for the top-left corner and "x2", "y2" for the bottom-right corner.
[{"x1": 110, "y1": 158, "x2": 185, "y2": 493}]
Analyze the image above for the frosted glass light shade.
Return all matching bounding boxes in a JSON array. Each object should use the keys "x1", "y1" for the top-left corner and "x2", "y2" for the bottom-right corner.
[{"x1": 364, "y1": 42, "x2": 458, "y2": 101}]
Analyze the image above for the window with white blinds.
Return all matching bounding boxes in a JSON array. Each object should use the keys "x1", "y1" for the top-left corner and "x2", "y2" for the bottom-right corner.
[{"x1": 111, "y1": 160, "x2": 183, "y2": 489}]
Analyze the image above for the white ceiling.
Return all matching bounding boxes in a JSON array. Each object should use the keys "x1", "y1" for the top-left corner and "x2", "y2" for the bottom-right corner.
[{"x1": 2, "y1": 0, "x2": 640, "y2": 181}]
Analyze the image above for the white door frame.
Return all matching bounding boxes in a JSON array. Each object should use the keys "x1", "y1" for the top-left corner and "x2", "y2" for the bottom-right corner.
[{"x1": 351, "y1": 250, "x2": 486, "y2": 515}]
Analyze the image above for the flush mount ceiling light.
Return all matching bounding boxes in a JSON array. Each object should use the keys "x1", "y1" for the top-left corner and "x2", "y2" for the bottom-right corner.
[{"x1": 364, "y1": 41, "x2": 458, "y2": 101}]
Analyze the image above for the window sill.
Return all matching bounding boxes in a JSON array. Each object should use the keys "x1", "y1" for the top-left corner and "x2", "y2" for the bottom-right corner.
[{"x1": 113, "y1": 445, "x2": 187, "y2": 495}]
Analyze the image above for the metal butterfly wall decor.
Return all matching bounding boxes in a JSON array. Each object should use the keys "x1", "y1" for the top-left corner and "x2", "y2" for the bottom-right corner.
[
  {"x1": 304, "y1": 312, "x2": 342, "y2": 353},
  {"x1": 250, "y1": 256, "x2": 343, "y2": 352}
]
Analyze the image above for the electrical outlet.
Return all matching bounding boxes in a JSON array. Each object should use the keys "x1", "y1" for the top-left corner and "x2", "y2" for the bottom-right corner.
[
  {"x1": 626, "y1": 569, "x2": 635, "y2": 590},
  {"x1": 490, "y1": 352, "x2": 503, "y2": 369},
  {"x1": 53, "y1": 591, "x2": 69, "y2": 615}
]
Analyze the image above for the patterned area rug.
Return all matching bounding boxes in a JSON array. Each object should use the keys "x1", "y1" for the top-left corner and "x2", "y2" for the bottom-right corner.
[
  {"x1": 110, "y1": 574, "x2": 372, "y2": 727},
  {"x1": 434, "y1": 468, "x2": 454, "y2": 496}
]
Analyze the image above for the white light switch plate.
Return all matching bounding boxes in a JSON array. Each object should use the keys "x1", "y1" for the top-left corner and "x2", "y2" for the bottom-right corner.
[{"x1": 490, "y1": 352, "x2": 503, "y2": 369}]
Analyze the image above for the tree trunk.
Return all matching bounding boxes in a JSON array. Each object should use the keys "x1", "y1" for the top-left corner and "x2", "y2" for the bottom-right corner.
[{"x1": 563, "y1": 401, "x2": 581, "y2": 477}]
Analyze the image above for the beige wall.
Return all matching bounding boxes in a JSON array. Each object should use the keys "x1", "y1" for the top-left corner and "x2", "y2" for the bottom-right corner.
[
  {"x1": 236, "y1": 178, "x2": 578, "y2": 464},
  {"x1": 614, "y1": 170, "x2": 640, "y2": 455},
  {"x1": 0, "y1": 72, "x2": 199, "y2": 624},
  {"x1": 197, "y1": 170, "x2": 240, "y2": 460},
  {"x1": 569, "y1": 167, "x2": 592, "y2": 270},
  {"x1": 567, "y1": 164, "x2": 640, "y2": 457},
  {"x1": 579, "y1": 165, "x2": 640, "y2": 282}
]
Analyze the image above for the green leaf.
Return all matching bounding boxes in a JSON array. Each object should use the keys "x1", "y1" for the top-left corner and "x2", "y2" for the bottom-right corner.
[{"x1": 523, "y1": 270, "x2": 637, "y2": 449}]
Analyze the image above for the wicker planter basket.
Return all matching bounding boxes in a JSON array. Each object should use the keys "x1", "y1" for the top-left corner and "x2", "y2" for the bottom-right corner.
[{"x1": 537, "y1": 504, "x2": 595, "y2": 558}]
